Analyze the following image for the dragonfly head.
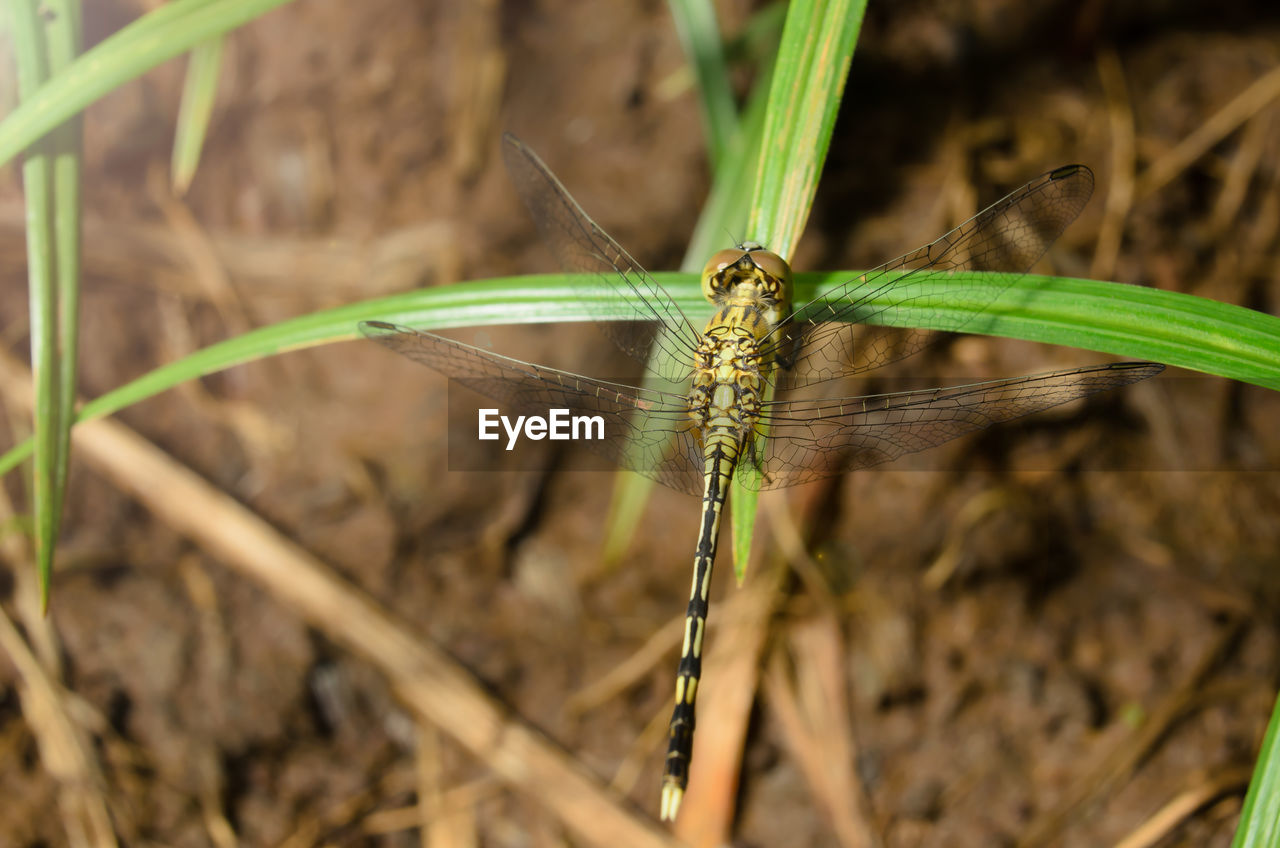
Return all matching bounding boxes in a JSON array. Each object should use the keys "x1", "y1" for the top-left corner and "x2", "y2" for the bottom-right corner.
[{"x1": 700, "y1": 244, "x2": 793, "y2": 313}]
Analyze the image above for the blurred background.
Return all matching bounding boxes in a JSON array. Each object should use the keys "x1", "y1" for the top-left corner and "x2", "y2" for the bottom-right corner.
[{"x1": 1, "y1": 1, "x2": 1279, "y2": 845}]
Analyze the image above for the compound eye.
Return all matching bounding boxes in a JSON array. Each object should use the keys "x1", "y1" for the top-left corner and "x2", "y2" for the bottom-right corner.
[
  {"x1": 701, "y1": 248, "x2": 748, "y2": 298},
  {"x1": 701, "y1": 248, "x2": 748, "y2": 281},
  {"x1": 747, "y1": 248, "x2": 792, "y2": 283}
]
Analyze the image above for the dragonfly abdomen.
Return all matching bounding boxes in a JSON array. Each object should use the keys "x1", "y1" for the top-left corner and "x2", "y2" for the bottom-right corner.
[{"x1": 661, "y1": 435, "x2": 740, "y2": 821}]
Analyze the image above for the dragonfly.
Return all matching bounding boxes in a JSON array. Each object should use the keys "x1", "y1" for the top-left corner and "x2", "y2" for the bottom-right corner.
[{"x1": 362, "y1": 133, "x2": 1163, "y2": 821}]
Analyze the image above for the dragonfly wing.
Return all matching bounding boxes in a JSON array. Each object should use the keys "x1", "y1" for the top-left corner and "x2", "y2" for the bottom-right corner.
[
  {"x1": 361, "y1": 322, "x2": 705, "y2": 496},
  {"x1": 748, "y1": 361, "x2": 1162, "y2": 490},
  {"x1": 766, "y1": 164, "x2": 1095, "y2": 389},
  {"x1": 502, "y1": 134, "x2": 702, "y2": 384}
]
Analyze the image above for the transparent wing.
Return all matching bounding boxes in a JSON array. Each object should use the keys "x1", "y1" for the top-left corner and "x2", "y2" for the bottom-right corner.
[
  {"x1": 502, "y1": 134, "x2": 702, "y2": 384},
  {"x1": 764, "y1": 164, "x2": 1096, "y2": 389},
  {"x1": 745, "y1": 361, "x2": 1163, "y2": 490},
  {"x1": 361, "y1": 321, "x2": 705, "y2": 495}
]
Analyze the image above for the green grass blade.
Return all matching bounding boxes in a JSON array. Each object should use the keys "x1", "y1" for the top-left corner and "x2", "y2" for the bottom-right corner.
[
  {"x1": 805, "y1": 271, "x2": 1280, "y2": 390},
  {"x1": 0, "y1": 0, "x2": 295, "y2": 167},
  {"x1": 5, "y1": 272, "x2": 1270, "y2": 478},
  {"x1": 9, "y1": 0, "x2": 61, "y2": 607},
  {"x1": 745, "y1": 0, "x2": 867, "y2": 259},
  {"x1": 0, "y1": 0, "x2": 291, "y2": 606},
  {"x1": 666, "y1": 0, "x2": 738, "y2": 169},
  {"x1": 0, "y1": 274, "x2": 641, "y2": 477},
  {"x1": 1233, "y1": 691, "x2": 1280, "y2": 847},
  {"x1": 171, "y1": 35, "x2": 226, "y2": 194},
  {"x1": 600, "y1": 471, "x2": 658, "y2": 565},
  {"x1": 734, "y1": 0, "x2": 868, "y2": 579},
  {"x1": 45, "y1": 0, "x2": 84, "y2": 611}
]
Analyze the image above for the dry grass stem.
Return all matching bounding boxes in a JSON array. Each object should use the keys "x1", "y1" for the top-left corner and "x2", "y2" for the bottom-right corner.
[
  {"x1": 565, "y1": 611, "x2": 684, "y2": 717},
  {"x1": 0, "y1": 607, "x2": 117, "y2": 848},
  {"x1": 1111, "y1": 767, "x2": 1252, "y2": 848},
  {"x1": 1137, "y1": 63, "x2": 1280, "y2": 199},
  {"x1": 765, "y1": 616, "x2": 881, "y2": 848},
  {"x1": 1091, "y1": 48, "x2": 1136, "y2": 282},
  {"x1": 675, "y1": 564, "x2": 784, "y2": 847}
]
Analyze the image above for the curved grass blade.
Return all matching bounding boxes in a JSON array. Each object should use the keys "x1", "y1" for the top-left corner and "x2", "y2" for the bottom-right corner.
[
  {"x1": 0, "y1": 274, "x2": 685, "y2": 479},
  {"x1": 830, "y1": 271, "x2": 1280, "y2": 391},
  {"x1": 0, "y1": 272, "x2": 1274, "y2": 479},
  {"x1": 683, "y1": 12, "x2": 779, "y2": 281}
]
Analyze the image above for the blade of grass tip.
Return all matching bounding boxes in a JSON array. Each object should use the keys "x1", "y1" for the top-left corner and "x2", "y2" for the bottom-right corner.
[
  {"x1": 732, "y1": 0, "x2": 867, "y2": 581},
  {"x1": 171, "y1": 35, "x2": 225, "y2": 195},
  {"x1": 600, "y1": 473, "x2": 656, "y2": 566},
  {"x1": 45, "y1": 0, "x2": 84, "y2": 612},
  {"x1": 745, "y1": 0, "x2": 866, "y2": 259},
  {"x1": 667, "y1": 0, "x2": 738, "y2": 170},
  {"x1": 601, "y1": 16, "x2": 780, "y2": 571},
  {"x1": 0, "y1": 0, "x2": 297, "y2": 169},
  {"x1": 1232, "y1": 689, "x2": 1280, "y2": 848},
  {"x1": 9, "y1": 0, "x2": 61, "y2": 609}
]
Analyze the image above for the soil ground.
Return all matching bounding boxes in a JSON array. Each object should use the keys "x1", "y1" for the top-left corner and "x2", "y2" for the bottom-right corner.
[{"x1": 2, "y1": 1, "x2": 1279, "y2": 846}]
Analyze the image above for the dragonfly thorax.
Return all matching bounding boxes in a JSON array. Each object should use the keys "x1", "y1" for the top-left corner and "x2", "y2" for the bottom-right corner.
[{"x1": 687, "y1": 326, "x2": 766, "y2": 444}]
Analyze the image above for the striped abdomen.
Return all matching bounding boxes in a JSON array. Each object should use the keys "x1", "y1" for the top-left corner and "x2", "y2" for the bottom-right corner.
[{"x1": 660, "y1": 437, "x2": 739, "y2": 821}]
